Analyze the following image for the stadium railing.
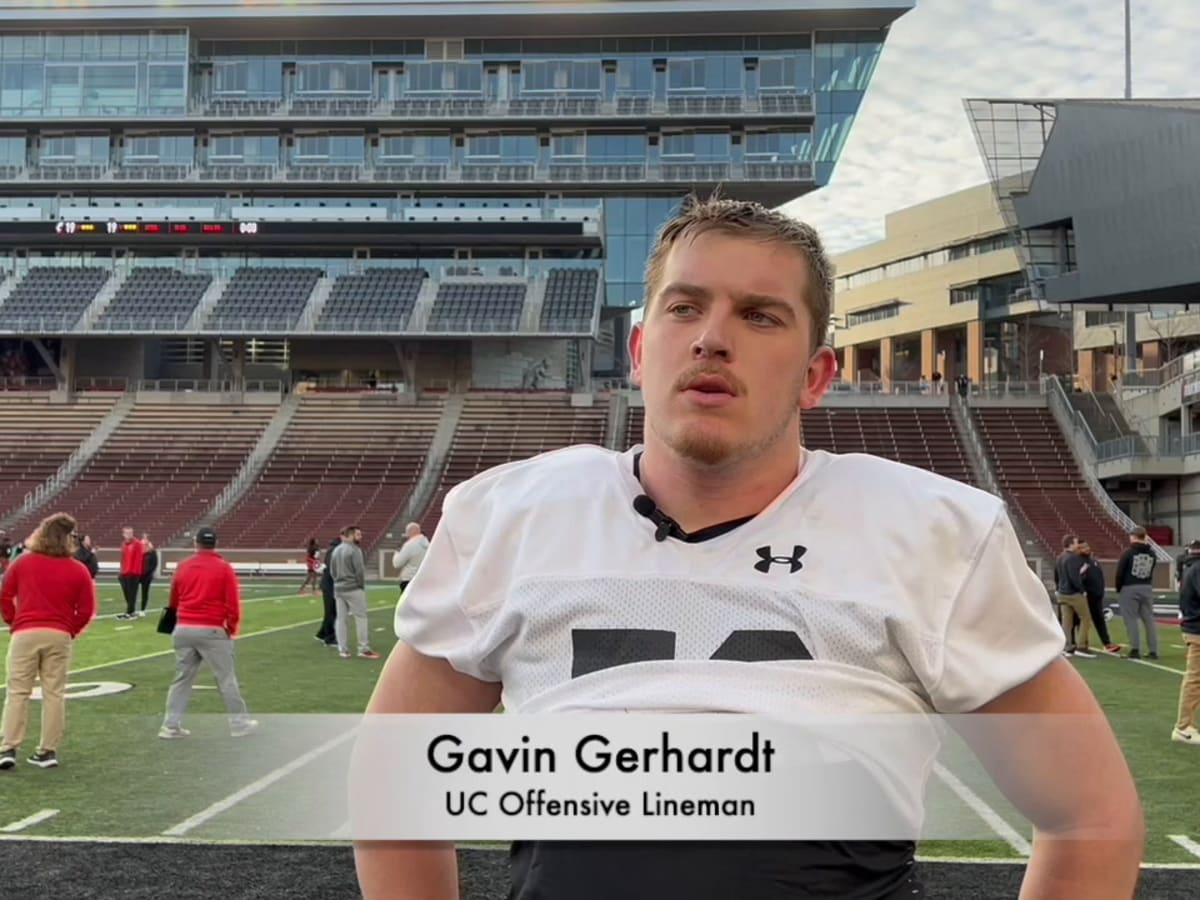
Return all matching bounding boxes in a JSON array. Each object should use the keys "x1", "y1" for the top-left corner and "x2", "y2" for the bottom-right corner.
[{"x1": 1045, "y1": 376, "x2": 1171, "y2": 563}]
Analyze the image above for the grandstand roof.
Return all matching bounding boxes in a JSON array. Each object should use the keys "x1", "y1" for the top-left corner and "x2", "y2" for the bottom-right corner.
[{"x1": 0, "y1": 0, "x2": 914, "y2": 34}]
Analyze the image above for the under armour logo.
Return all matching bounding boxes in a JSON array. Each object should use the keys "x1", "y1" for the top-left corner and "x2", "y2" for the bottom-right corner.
[{"x1": 753, "y1": 545, "x2": 806, "y2": 574}]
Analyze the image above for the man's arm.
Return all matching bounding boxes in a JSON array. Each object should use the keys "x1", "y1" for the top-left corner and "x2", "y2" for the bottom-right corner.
[
  {"x1": 1114, "y1": 549, "x2": 1130, "y2": 592},
  {"x1": 0, "y1": 560, "x2": 18, "y2": 625},
  {"x1": 354, "y1": 644, "x2": 502, "y2": 900},
  {"x1": 961, "y1": 658, "x2": 1143, "y2": 900}
]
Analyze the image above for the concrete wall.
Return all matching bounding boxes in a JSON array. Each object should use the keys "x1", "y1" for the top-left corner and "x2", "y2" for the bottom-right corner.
[{"x1": 470, "y1": 339, "x2": 568, "y2": 390}]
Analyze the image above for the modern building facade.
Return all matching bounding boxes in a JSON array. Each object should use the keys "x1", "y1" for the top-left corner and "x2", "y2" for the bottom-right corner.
[
  {"x1": 0, "y1": 0, "x2": 912, "y2": 389},
  {"x1": 830, "y1": 182, "x2": 1071, "y2": 388}
]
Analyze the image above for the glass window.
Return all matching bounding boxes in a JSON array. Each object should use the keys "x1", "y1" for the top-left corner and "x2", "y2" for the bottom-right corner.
[
  {"x1": 0, "y1": 135, "x2": 25, "y2": 166},
  {"x1": 615, "y1": 57, "x2": 653, "y2": 94},
  {"x1": 213, "y1": 59, "x2": 283, "y2": 98},
  {"x1": 668, "y1": 59, "x2": 704, "y2": 91},
  {"x1": 379, "y1": 133, "x2": 451, "y2": 160},
  {"x1": 406, "y1": 61, "x2": 481, "y2": 94},
  {"x1": 552, "y1": 133, "x2": 585, "y2": 157},
  {"x1": 294, "y1": 133, "x2": 364, "y2": 163},
  {"x1": 81, "y1": 64, "x2": 137, "y2": 112},
  {"x1": 589, "y1": 132, "x2": 643, "y2": 161},
  {"x1": 210, "y1": 133, "x2": 279, "y2": 164},
  {"x1": 295, "y1": 60, "x2": 372, "y2": 95},
  {"x1": 146, "y1": 64, "x2": 186, "y2": 112},
  {"x1": 1, "y1": 61, "x2": 44, "y2": 114},
  {"x1": 745, "y1": 129, "x2": 809, "y2": 160},
  {"x1": 126, "y1": 134, "x2": 193, "y2": 164},
  {"x1": 522, "y1": 60, "x2": 600, "y2": 93}
]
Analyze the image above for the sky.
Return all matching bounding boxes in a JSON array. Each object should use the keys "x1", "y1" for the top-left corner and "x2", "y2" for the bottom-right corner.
[{"x1": 781, "y1": 0, "x2": 1200, "y2": 256}]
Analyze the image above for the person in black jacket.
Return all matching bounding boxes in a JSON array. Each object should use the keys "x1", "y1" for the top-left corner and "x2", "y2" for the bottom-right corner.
[
  {"x1": 1054, "y1": 534, "x2": 1093, "y2": 657},
  {"x1": 1114, "y1": 527, "x2": 1159, "y2": 659},
  {"x1": 1078, "y1": 541, "x2": 1118, "y2": 653},
  {"x1": 73, "y1": 534, "x2": 99, "y2": 580},
  {"x1": 314, "y1": 536, "x2": 340, "y2": 647},
  {"x1": 1175, "y1": 541, "x2": 1200, "y2": 589},
  {"x1": 1172, "y1": 558, "x2": 1200, "y2": 744}
]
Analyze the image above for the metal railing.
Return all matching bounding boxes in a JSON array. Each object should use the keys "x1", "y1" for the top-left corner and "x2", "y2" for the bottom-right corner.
[
  {"x1": 1045, "y1": 377, "x2": 1171, "y2": 562},
  {"x1": 135, "y1": 379, "x2": 285, "y2": 395}
]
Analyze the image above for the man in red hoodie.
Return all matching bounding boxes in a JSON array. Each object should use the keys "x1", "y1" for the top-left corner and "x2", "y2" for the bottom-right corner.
[
  {"x1": 159, "y1": 527, "x2": 258, "y2": 739},
  {"x1": 0, "y1": 512, "x2": 97, "y2": 770},
  {"x1": 117, "y1": 525, "x2": 144, "y2": 621}
]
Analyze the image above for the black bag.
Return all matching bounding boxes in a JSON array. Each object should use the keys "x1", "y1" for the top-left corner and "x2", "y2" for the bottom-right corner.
[{"x1": 157, "y1": 606, "x2": 177, "y2": 635}]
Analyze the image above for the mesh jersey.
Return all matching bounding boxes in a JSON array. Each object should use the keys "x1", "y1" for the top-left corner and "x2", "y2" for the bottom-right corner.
[{"x1": 396, "y1": 443, "x2": 1064, "y2": 718}]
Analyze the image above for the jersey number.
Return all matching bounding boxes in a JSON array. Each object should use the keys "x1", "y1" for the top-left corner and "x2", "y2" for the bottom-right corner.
[{"x1": 571, "y1": 628, "x2": 812, "y2": 678}]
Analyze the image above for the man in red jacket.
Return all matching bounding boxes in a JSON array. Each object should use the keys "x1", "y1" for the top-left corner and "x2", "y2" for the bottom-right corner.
[
  {"x1": 159, "y1": 527, "x2": 258, "y2": 739},
  {"x1": 117, "y1": 525, "x2": 144, "y2": 621},
  {"x1": 0, "y1": 512, "x2": 97, "y2": 770}
]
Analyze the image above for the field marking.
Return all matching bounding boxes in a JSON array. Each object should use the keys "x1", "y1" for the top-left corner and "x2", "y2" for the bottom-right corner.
[
  {"x1": 0, "y1": 603, "x2": 393, "y2": 690},
  {"x1": 1, "y1": 809, "x2": 60, "y2": 833},
  {"x1": 1168, "y1": 835, "x2": 1200, "y2": 860},
  {"x1": 162, "y1": 728, "x2": 359, "y2": 837},
  {"x1": 1096, "y1": 648, "x2": 1187, "y2": 676},
  {"x1": 932, "y1": 763, "x2": 1032, "y2": 858}
]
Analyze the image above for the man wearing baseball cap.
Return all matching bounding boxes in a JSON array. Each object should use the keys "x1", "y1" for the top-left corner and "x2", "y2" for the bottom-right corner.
[{"x1": 159, "y1": 527, "x2": 258, "y2": 739}]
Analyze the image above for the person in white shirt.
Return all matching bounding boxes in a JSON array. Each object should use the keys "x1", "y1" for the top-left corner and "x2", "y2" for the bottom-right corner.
[
  {"x1": 392, "y1": 522, "x2": 430, "y2": 593},
  {"x1": 356, "y1": 196, "x2": 1143, "y2": 900}
]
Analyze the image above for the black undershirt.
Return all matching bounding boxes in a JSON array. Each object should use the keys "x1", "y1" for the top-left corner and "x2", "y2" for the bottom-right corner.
[{"x1": 506, "y1": 452, "x2": 922, "y2": 899}]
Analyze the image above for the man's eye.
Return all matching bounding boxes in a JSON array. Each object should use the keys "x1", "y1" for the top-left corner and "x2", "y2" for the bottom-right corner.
[
  {"x1": 669, "y1": 304, "x2": 697, "y2": 317},
  {"x1": 745, "y1": 310, "x2": 777, "y2": 325}
]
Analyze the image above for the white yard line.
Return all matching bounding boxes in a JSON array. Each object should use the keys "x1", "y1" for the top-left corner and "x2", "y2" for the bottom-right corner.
[
  {"x1": 932, "y1": 762, "x2": 1032, "y2": 858},
  {"x1": 162, "y1": 728, "x2": 358, "y2": 837},
  {"x1": 0, "y1": 603, "x2": 391, "y2": 690},
  {"x1": 1168, "y1": 835, "x2": 1200, "y2": 860},
  {"x1": 1, "y1": 809, "x2": 60, "y2": 833}
]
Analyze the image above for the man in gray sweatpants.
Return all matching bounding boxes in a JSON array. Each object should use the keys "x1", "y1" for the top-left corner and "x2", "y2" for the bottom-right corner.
[
  {"x1": 1114, "y1": 526, "x2": 1161, "y2": 660},
  {"x1": 160, "y1": 527, "x2": 257, "y2": 739},
  {"x1": 329, "y1": 525, "x2": 378, "y2": 660}
]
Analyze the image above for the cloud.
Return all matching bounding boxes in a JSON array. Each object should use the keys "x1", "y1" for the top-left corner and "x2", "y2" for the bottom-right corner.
[{"x1": 782, "y1": 0, "x2": 1200, "y2": 256}]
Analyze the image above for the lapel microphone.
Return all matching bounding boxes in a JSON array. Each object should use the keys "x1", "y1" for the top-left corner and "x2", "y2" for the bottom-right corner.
[{"x1": 632, "y1": 494, "x2": 687, "y2": 542}]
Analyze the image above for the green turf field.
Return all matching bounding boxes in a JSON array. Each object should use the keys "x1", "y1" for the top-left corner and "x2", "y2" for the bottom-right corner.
[{"x1": 0, "y1": 584, "x2": 1196, "y2": 866}]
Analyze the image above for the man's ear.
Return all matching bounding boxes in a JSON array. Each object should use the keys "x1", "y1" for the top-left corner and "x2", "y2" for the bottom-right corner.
[
  {"x1": 799, "y1": 345, "x2": 838, "y2": 411},
  {"x1": 629, "y1": 320, "x2": 645, "y2": 388}
]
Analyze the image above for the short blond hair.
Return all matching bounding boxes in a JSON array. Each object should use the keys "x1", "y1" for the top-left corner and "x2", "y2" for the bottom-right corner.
[{"x1": 643, "y1": 194, "x2": 834, "y2": 348}]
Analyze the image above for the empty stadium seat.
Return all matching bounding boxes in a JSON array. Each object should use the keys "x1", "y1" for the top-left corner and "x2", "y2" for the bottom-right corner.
[
  {"x1": 94, "y1": 268, "x2": 212, "y2": 331},
  {"x1": 0, "y1": 267, "x2": 109, "y2": 331},
  {"x1": 7, "y1": 404, "x2": 275, "y2": 547},
  {"x1": 540, "y1": 268, "x2": 599, "y2": 332},
  {"x1": 318, "y1": 268, "x2": 427, "y2": 332},
  {"x1": 974, "y1": 407, "x2": 1127, "y2": 558},
  {"x1": 420, "y1": 392, "x2": 609, "y2": 535},
  {"x1": 427, "y1": 282, "x2": 526, "y2": 332},
  {"x1": 215, "y1": 393, "x2": 444, "y2": 551},
  {"x1": 204, "y1": 267, "x2": 322, "y2": 331},
  {"x1": 0, "y1": 395, "x2": 118, "y2": 517}
]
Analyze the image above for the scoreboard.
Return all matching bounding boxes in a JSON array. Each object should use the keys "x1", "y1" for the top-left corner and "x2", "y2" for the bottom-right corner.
[
  {"x1": 0, "y1": 218, "x2": 594, "y2": 248},
  {"x1": 55, "y1": 220, "x2": 260, "y2": 237}
]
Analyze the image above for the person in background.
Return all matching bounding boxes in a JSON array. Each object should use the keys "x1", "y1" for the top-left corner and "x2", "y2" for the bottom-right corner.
[
  {"x1": 1114, "y1": 526, "x2": 1159, "y2": 660},
  {"x1": 74, "y1": 533, "x2": 99, "y2": 580},
  {"x1": 329, "y1": 525, "x2": 378, "y2": 660},
  {"x1": 1078, "y1": 540, "x2": 1119, "y2": 654},
  {"x1": 1174, "y1": 539, "x2": 1200, "y2": 590},
  {"x1": 391, "y1": 522, "x2": 429, "y2": 595},
  {"x1": 159, "y1": 527, "x2": 257, "y2": 740},
  {"x1": 1172, "y1": 550, "x2": 1200, "y2": 745},
  {"x1": 139, "y1": 533, "x2": 159, "y2": 617},
  {"x1": 315, "y1": 535, "x2": 340, "y2": 647},
  {"x1": 0, "y1": 529, "x2": 11, "y2": 575},
  {"x1": 116, "y1": 525, "x2": 144, "y2": 621},
  {"x1": 0, "y1": 513, "x2": 97, "y2": 770},
  {"x1": 300, "y1": 538, "x2": 321, "y2": 596},
  {"x1": 1055, "y1": 534, "x2": 1094, "y2": 658}
]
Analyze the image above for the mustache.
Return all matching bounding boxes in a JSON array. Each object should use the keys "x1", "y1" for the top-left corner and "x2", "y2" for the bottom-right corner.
[{"x1": 672, "y1": 364, "x2": 746, "y2": 395}]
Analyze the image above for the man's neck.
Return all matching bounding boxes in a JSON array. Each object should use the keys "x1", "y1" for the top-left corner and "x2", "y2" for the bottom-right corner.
[{"x1": 638, "y1": 439, "x2": 802, "y2": 534}]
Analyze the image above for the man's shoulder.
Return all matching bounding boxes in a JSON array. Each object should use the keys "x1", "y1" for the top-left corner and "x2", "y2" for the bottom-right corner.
[
  {"x1": 446, "y1": 444, "x2": 619, "y2": 507},
  {"x1": 810, "y1": 450, "x2": 1003, "y2": 529}
]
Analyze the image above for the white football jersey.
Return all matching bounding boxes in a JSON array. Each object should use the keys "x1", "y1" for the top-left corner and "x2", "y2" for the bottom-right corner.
[{"x1": 396, "y1": 444, "x2": 1065, "y2": 717}]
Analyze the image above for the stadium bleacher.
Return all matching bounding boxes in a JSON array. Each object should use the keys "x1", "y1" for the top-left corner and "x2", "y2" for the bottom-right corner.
[
  {"x1": 540, "y1": 268, "x2": 600, "y2": 332},
  {"x1": 973, "y1": 406, "x2": 1127, "y2": 558},
  {"x1": 0, "y1": 394, "x2": 118, "y2": 519},
  {"x1": 214, "y1": 392, "x2": 444, "y2": 552},
  {"x1": 5, "y1": 403, "x2": 275, "y2": 549},
  {"x1": 427, "y1": 282, "x2": 527, "y2": 332},
  {"x1": 0, "y1": 267, "x2": 109, "y2": 331},
  {"x1": 94, "y1": 268, "x2": 213, "y2": 331},
  {"x1": 317, "y1": 268, "x2": 427, "y2": 332},
  {"x1": 420, "y1": 391, "x2": 609, "y2": 535},
  {"x1": 204, "y1": 267, "x2": 322, "y2": 331}
]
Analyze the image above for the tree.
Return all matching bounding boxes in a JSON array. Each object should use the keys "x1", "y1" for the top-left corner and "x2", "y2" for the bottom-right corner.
[{"x1": 1144, "y1": 307, "x2": 1200, "y2": 365}]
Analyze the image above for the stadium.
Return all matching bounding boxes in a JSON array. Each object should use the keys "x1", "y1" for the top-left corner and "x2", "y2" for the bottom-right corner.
[{"x1": 0, "y1": 0, "x2": 1198, "y2": 897}]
